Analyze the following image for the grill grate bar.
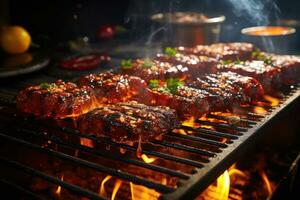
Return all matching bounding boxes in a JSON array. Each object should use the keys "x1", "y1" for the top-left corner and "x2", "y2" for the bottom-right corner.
[
  {"x1": 18, "y1": 128, "x2": 190, "y2": 179},
  {"x1": 0, "y1": 157, "x2": 106, "y2": 200},
  {"x1": 0, "y1": 179, "x2": 44, "y2": 200},
  {"x1": 169, "y1": 132, "x2": 228, "y2": 148},
  {"x1": 150, "y1": 140, "x2": 216, "y2": 157},
  {"x1": 234, "y1": 110, "x2": 265, "y2": 119},
  {"x1": 47, "y1": 124, "x2": 205, "y2": 167},
  {"x1": 195, "y1": 119, "x2": 247, "y2": 132},
  {"x1": 206, "y1": 113, "x2": 257, "y2": 125},
  {"x1": 0, "y1": 133, "x2": 174, "y2": 193},
  {"x1": 181, "y1": 125, "x2": 239, "y2": 139}
]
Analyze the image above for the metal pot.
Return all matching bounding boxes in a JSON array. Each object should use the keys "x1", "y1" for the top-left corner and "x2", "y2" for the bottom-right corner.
[
  {"x1": 241, "y1": 26, "x2": 296, "y2": 54},
  {"x1": 151, "y1": 12, "x2": 225, "y2": 47}
]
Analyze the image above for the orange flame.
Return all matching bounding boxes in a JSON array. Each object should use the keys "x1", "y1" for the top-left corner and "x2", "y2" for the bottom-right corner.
[
  {"x1": 260, "y1": 171, "x2": 273, "y2": 196},
  {"x1": 141, "y1": 154, "x2": 157, "y2": 164},
  {"x1": 63, "y1": 98, "x2": 103, "y2": 118},
  {"x1": 130, "y1": 182, "x2": 161, "y2": 200},
  {"x1": 173, "y1": 129, "x2": 188, "y2": 135},
  {"x1": 99, "y1": 175, "x2": 112, "y2": 197},
  {"x1": 263, "y1": 95, "x2": 280, "y2": 107},
  {"x1": 199, "y1": 116, "x2": 227, "y2": 124},
  {"x1": 80, "y1": 137, "x2": 94, "y2": 148},
  {"x1": 182, "y1": 116, "x2": 198, "y2": 128},
  {"x1": 111, "y1": 180, "x2": 122, "y2": 200},
  {"x1": 253, "y1": 106, "x2": 267, "y2": 115},
  {"x1": 199, "y1": 125, "x2": 215, "y2": 130},
  {"x1": 216, "y1": 170, "x2": 230, "y2": 200},
  {"x1": 55, "y1": 174, "x2": 64, "y2": 196}
]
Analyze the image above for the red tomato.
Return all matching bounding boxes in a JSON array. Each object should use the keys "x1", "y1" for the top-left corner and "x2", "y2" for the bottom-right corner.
[
  {"x1": 60, "y1": 54, "x2": 111, "y2": 71},
  {"x1": 98, "y1": 25, "x2": 115, "y2": 39}
]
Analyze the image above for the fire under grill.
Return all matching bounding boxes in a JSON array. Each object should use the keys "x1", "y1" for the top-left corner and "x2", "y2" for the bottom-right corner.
[{"x1": 0, "y1": 83, "x2": 299, "y2": 200}]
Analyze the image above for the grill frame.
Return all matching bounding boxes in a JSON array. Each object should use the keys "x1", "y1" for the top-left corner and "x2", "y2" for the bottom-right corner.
[{"x1": 0, "y1": 81, "x2": 299, "y2": 199}]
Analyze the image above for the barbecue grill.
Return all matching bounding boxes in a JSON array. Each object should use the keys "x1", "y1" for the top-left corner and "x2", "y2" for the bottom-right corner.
[
  {"x1": 1, "y1": 1, "x2": 300, "y2": 199},
  {"x1": 0, "y1": 71, "x2": 299, "y2": 199}
]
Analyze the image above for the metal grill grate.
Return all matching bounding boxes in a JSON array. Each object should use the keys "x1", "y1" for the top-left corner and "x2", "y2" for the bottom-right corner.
[{"x1": 0, "y1": 85, "x2": 299, "y2": 200}]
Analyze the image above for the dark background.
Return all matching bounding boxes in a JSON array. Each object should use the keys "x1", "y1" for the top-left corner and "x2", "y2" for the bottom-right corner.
[{"x1": 1, "y1": 0, "x2": 300, "y2": 44}]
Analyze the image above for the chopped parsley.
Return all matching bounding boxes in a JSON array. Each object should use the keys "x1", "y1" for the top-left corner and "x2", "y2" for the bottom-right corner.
[
  {"x1": 221, "y1": 60, "x2": 233, "y2": 65},
  {"x1": 148, "y1": 79, "x2": 160, "y2": 89},
  {"x1": 39, "y1": 83, "x2": 57, "y2": 90},
  {"x1": 149, "y1": 78, "x2": 184, "y2": 94},
  {"x1": 235, "y1": 56, "x2": 241, "y2": 64},
  {"x1": 142, "y1": 58, "x2": 153, "y2": 68},
  {"x1": 166, "y1": 78, "x2": 184, "y2": 94},
  {"x1": 251, "y1": 50, "x2": 274, "y2": 65},
  {"x1": 121, "y1": 59, "x2": 132, "y2": 69},
  {"x1": 164, "y1": 47, "x2": 177, "y2": 57}
]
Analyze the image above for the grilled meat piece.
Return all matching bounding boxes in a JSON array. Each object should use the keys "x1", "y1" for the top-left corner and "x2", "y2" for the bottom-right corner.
[
  {"x1": 266, "y1": 54, "x2": 300, "y2": 85},
  {"x1": 188, "y1": 72, "x2": 264, "y2": 109},
  {"x1": 78, "y1": 72, "x2": 150, "y2": 103},
  {"x1": 121, "y1": 59, "x2": 189, "y2": 82},
  {"x1": 177, "y1": 42, "x2": 256, "y2": 61},
  {"x1": 216, "y1": 60, "x2": 281, "y2": 92},
  {"x1": 155, "y1": 53, "x2": 218, "y2": 78},
  {"x1": 16, "y1": 80, "x2": 97, "y2": 118},
  {"x1": 78, "y1": 102, "x2": 180, "y2": 143},
  {"x1": 148, "y1": 85, "x2": 213, "y2": 119},
  {"x1": 79, "y1": 72, "x2": 212, "y2": 118}
]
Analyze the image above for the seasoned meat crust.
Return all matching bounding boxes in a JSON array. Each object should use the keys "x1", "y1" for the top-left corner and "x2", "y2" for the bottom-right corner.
[
  {"x1": 78, "y1": 72, "x2": 149, "y2": 103},
  {"x1": 177, "y1": 42, "x2": 255, "y2": 61},
  {"x1": 216, "y1": 60, "x2": 281, "y2": 92},
  {"x1": 187, "y1": 72, "x2": 264, "y2": 109},
  {"x1": 78, "y1": 102, "x2": 180, "y2": 143},
  {"x1": 16, "y1": 80, "x2": 97, "y2": 118}
]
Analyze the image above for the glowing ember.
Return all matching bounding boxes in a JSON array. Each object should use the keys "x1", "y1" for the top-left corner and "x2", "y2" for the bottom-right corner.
[
  {"x1": 199, "y1": 116, "x2": 227, "y2": 124},
  {"x1": 173, "y1": 129, "x2": 188, "y2": 135},
  {"x1": 111, "y1": 179, "x2": 122, "y2": 200},
  {"x1": 182, "y1": 116, "x2": 198, "y2": 128},
  {"x1": 141, "y1": 154, "x2": 157, "y2": 164},
  {"x1": 99, "y1": 175, "x2": 112, "y2": 197},
  {"x1": 263, "y1": 95, "x2": 280, "y2": 107},
  {"x1": 253, "y1": 106, "x2": 267, "y2": 115},
  {"x1": 130, "y1": 182, "x2": 161, "y2": 200},
  {"x1": 55, "y1": 175, "x2": 64, "y2": 196},
  {"x1": 80, "y1": 137, "x2": 94, "y2": 148},
  {"x1": 260, "y1": 171, "x2": 273, "y2": 196},
  {"x1": 210, "y1": 112, "x2": 241, "y2": 125},
  {"x1": 199, "y1": 125, "x2": 215, "y2": 130}
]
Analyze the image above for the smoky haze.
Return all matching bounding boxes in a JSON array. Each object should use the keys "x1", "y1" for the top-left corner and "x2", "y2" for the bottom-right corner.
[{"x1": 227, "y1": 0, "x2": 281, "y2": 25}]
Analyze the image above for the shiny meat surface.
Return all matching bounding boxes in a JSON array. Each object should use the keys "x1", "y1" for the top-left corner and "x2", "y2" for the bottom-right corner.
[
  {"x1": 121, "y1": 59, "x2": 189, "y2": 82},
  {"x1": 78, "y1": 102, "x2": 180, "y2": 143},
  {"x1": 188, "y1": 72, "x2": 264, "y2": 108},
  {"x1": 78, "y1": 72, "x2": 149, "y2": 103},
  {"x1": 177, "y1": 42, "x2": 256, "y2": 61},
  {"x1": 16, "y1": 80, "x2": 97, "y2": 118},
  {"x1": 155, "y1": 53, "x2": 218, "y2": 78},
  {"x1": 216, "y1": 60, "x2": 281, "y2": 92}
]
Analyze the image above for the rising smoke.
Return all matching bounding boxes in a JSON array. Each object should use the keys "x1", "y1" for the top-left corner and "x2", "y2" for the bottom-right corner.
[{"x1": 227, "y1": 0, "x2": 280, "y2": 25}]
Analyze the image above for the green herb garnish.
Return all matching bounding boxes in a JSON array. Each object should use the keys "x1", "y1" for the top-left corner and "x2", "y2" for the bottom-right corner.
[
  {"x1": 39, "y1": 83, "x2": 57, "y2": 90},
  {"x1": 166, "y1": 78, "x2": 184, "y2": 94},
  {"x1": 251, "y1": 49, "x2": 261, "y2": 59},
  {"x1": 164, "y1": 47, "x2": 177, "y2": 57},
  {"x1": 264, "y1": 57, "x2": 274, "y2": 65},
  {"x1": 251, "y1": 50, "x2": 274, "y2": 65},
  {"x1": 148, "y1": 79, "x2": 160, "y2": 89},
  {"x1": 221, "y1": 60, "x2": 233, "y2": 65},
  {"x1": 142, "y1": 58, "x2": 153, "y2": 68},
  {"x1": 121, "y1": 59, "x2": 132, "y2": 69},
  {"x1": 235, "y1": 56, "x2": 241, "y2": 64}
]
